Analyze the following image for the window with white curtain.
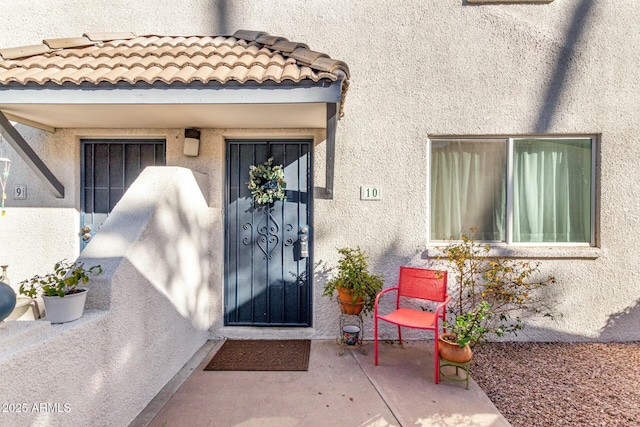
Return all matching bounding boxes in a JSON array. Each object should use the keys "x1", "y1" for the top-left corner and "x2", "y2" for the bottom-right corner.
[{"x1": 429, "y1": 136, "x2": 595, "y2": 245}]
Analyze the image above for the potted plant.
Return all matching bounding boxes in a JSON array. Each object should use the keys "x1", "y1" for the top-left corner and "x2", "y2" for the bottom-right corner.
[
  {"x1": 322, "y1": 247, "x2": 384, "y2": 316},
  {"x1": 437, "y1": 229, "x2": 556, "y2": 345},
  {"x1": 18, "y1": 259, "x2": 102, "y2": 324},
  {"x1": 438, "y1": 301, "x2": 491, "y2": 363}
]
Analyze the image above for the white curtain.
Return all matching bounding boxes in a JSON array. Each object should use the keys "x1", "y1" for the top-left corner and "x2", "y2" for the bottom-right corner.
[
  {"x1": 513, "y1": 138, "x2": 591, "y2": 243},
  {"x1": 430, "y1": 139, "x2": 506, "y2": 241}
]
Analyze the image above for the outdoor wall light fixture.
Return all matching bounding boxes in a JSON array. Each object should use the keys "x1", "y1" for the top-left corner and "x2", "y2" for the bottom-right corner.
[{"x1": 184, "y1": 129, "x2": 201, "y2": 157}]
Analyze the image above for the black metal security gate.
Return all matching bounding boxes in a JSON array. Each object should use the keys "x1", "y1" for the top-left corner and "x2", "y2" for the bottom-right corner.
[
  {"x1": 225, "y1": 140, "x2": 313, "y2": 326},
  {"x1": 80, "y1": 139, "x2": 166, "y2": 248}
]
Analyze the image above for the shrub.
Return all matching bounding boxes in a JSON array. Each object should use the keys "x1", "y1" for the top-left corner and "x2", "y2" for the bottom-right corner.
[{"x1": 439, "y1": 230, "x2": 556, "y2": 346}]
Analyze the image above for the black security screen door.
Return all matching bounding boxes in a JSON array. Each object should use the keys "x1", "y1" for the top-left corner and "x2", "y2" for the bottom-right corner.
[
  {"x1": 225, "y1": 140, "x2": 313, "y2": 326},
  {"x1": 81, "y1": 139, "x2": 166, "y2": 248}
]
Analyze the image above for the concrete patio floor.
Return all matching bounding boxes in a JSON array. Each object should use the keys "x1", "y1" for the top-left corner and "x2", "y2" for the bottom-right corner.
[{"x1": 131, "y1": 340, "x2": 511, "y2": 427}]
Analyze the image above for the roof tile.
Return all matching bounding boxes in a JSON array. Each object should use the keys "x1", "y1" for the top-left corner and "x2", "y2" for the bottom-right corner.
[
  {"x1": 256, "y1": 35, "x2": 287, "y2": 47},
  {"x1": 227, "y1": 65, "x2": 250, "y2": 82},
  {"x1": 281, "y1": 63, "x2": 301, "y2": 81},
  {"x1": 311, "y1": 57, "x2": 350, "y2": 78},
  {"x1": 271, "y1": 40, "x2": 309, "y2": 54},
  {"x1": 84, "y1": 32, "x2": 137, "y2": 42},
  {"x1": 173, "y1": 65, "x2": 197, "y2": 83},
  {"x1": 263, "y1": 64, "x2": 283, "y2": 81},
  {"x1": 210, "y1": 65, "x2": 232, "y2": 82},
  {"x1": 43, "y1": 37, "x2": 94, "y2": 50},
  {"x1": 247, "y1": 64, "x2": 267, "y2": 81},
  {"x1": 79, "y1": 67, "x2": 113, "y2": 82},
  {"x1": 233, "y1": 30, "x2": 268, "y2": 42},
  {"x1": 289, "y1": 48, "x2": 329, "y2": 66},
  {"x1": 0, "y1": 44, "x2": 50, "y2": 60},
  {"x1": 190, "y1": 65, "x2": 216, "y2": 83}
]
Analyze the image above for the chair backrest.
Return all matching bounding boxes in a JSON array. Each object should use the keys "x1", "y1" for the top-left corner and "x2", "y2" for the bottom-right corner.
[{"x1": 397, "y1": 266, "x2": 447, "y2": 302}]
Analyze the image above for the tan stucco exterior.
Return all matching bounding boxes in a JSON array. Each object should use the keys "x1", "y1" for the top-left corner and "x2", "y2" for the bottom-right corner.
[{"x1": 1, "y1": 0, "x2": 639, "y2": 343}]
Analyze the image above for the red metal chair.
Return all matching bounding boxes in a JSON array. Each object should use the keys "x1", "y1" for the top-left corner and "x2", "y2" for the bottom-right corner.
[{"x1": 374, "y1": 266, "x2": 450, "y2": 383}]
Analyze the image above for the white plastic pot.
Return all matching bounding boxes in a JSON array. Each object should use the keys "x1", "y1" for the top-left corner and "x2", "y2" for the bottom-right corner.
[{"x1": 42, "y1": 289, "x2": 88, "y2": 324}]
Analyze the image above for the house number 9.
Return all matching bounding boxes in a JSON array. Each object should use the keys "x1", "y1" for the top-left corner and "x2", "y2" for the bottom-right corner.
[
  {"x1": 13, "y1": 185, "x2": 26, "y2": 200},
  {"x1": 360, "y1": 186, "x2": 381, "y2": 201}
]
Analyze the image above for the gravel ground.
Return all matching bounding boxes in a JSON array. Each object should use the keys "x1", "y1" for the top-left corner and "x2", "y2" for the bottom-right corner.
[{"x1": 470, "y1": 342, "x2": 640, "y2": 427}]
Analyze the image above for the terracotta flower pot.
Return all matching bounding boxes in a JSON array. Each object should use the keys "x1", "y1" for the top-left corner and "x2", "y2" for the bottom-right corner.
[
  {"x1": 337, "y1": 287, "x2": 364, "y2": 315},
  {"x1": 438, "y1": 333, "x2": 473, "y2": 363}
]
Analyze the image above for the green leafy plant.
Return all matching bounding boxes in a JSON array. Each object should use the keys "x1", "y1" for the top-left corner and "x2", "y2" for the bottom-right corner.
[
  {"x1": 247, "y1": 157, "x2": 287, "y2": 205},
  {"x1": 19, "y1": 260, "x2": 103, "y2": 298},
  {"x1": 443, "y1": 301, "x2": 491, "y2": 348},
  {"x1": 439, "y1": 229, "x2": 556, "y2": 347},
  {"x1": 322, "y1": 247, "x2": 384, "y2": 315}
]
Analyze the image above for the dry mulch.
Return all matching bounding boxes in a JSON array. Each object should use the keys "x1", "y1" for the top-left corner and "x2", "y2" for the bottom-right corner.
[{"x1": 470, "y1": 342, "x2": 640, "y2": 427}]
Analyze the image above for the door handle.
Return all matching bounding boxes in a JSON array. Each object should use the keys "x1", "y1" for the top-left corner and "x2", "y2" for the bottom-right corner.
[
  {"x1": 298, "y1": 226, "x2": 309, "y2": 258},
  {"x1": 80, "y1": 226, "x2": 92, "y2": 242}
]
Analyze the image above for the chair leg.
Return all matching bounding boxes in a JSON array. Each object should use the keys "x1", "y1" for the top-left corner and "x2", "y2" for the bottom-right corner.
[
  {"x1": 434, "y1": 338, "x2": 439, "y2": 384},
  {"x1": 374, "y1": 316, "x2": 379, "y2": 365},
  {"x1": 398, "y1": 325, "x2": 402, "y2": 345}
]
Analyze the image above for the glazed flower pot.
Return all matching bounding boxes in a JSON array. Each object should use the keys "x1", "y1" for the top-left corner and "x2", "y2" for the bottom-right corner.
[
  {"x1": 343, "y1": 324, "x2": 361, "y2": 345},
  {"x1": 42, "y1": 289, "x2": 88, "y2": 324},
  {"x1": 438, "y1": 333, "x2": 473, "y2": 363},
  {"x1": 0, "y1": 280, "x2": 16, "y2": 322},
  {"x1": 337, "y1": 287, "x2": 364, "y2": 315}
]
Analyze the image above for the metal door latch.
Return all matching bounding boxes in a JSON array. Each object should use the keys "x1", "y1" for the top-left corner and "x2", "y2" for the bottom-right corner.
[{"x1": 299, "y1": 226, "x2": 309, "y2": 258}]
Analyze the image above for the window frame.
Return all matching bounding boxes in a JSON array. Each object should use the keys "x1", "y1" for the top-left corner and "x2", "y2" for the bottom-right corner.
[{"x1": 427, "y1": 135, "x2": 597, "y2": 247}]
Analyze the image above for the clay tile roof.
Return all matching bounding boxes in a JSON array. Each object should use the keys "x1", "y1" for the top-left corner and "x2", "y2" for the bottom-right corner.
[
  {"x1": 0, "y1": 30, "x2": 350, "y2": 116},
  {"x1": 0, "y1": 30, "x2": 349, "y2": 85}
]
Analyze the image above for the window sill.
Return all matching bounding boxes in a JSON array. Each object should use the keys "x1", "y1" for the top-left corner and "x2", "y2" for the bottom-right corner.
[{"x1": 424, "y1": 245, "x2": 602, "y2": 260}]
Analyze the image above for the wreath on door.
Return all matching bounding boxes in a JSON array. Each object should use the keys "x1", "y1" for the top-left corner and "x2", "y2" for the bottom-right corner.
[{"x1": 247, "y1": 157, "x2": 287, "y2": 205}]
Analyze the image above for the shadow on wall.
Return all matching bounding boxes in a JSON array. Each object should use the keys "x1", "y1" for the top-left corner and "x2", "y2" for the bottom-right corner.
[
  {"x1": 534, "y1": 0, "x2": 596, "y2": 132},
  {"x1": 598, "y1": 298, "x2": 640, "y2": 341},
  {"x1": 81, "y1": 166, "x2": 212, "y2": 329},
  {"x1": 215, "y1": 0, "x2": 230, "y2": 35}
]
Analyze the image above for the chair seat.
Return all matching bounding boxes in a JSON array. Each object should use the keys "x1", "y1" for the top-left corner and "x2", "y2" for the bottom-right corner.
[{"x1": 377, "y1": 308, "x2": 437, "y2": 329}]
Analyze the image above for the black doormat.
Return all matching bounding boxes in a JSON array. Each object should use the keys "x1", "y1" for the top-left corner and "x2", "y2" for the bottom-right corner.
[{"x1": 204, "y1": 339, "x2": 311, "y2": 371}]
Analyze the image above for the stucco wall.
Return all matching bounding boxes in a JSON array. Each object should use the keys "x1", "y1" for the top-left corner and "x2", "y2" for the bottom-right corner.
[
  {"x1": 0, "y1": 167, "x2": 210, "y2": 426},
  {"x1": 1, "y1": 0, "x2": 639, "y2": 343}
]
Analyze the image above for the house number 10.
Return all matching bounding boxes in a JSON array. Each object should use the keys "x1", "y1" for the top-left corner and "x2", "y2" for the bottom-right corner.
[{"x1": 360, "y1": 186, "x2": 381, "y2": 201}]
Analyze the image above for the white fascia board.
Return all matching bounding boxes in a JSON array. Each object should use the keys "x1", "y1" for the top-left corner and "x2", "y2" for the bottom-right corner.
[{"x1": 0, "y1": 81, "x2": 343, "y2": 105}]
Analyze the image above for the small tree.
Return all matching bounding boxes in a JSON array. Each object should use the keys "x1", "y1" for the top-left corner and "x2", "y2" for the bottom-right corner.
[{"x1": 439, "y1": 230, "x2": 556, "y2": 346}]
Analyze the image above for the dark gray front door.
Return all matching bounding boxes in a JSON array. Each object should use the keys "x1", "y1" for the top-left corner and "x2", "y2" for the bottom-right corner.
[
  {"x1": 81, "y1": 139, "x2": 166, "y2": 248},
  {"x1": 225, "y1": 140, "x2": 312, "y2": 326}
]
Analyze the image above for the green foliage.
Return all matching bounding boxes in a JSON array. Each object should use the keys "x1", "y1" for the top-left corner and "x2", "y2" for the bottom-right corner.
[
  {"x1": 19, "y1": 260, "x2": 103, "y2": 298},
  {"x1": 322, "y1": 247, "x2": 384, "y2": 315},
  {"x1": 247, "y1": 157, "x2": 287, "y2": 205},
  {"x1": 439, "y1": 229, "x2": 556, "y2": 347},
  {"x1": 443, "y1": 301, "x2": 491, "y2": 348}
]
